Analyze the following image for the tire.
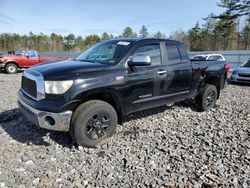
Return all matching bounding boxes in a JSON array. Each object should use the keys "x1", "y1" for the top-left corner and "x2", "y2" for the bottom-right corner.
[
  {"x1": 221, "y1": 73, "x2": 227, "y2": 89},
  {"x1": 70, "y1": 100, "x2": 118, "y2": 147},
  {"x1": 5, "y1": 63, "x2": 18, "y2": 74},
  {"x1": 195, "y1": 84, "x2": 218, "y2": 112}
]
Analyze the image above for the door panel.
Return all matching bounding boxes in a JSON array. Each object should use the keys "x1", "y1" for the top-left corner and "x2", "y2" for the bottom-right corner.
[
  {"x1": 28, "y1": 57, "x2": 39, "y2": 66},
  {"x1": 122, "y1": 43, "x2": 163, "y2": 114},
  {"x1": 19, "y1": 56, "x2": 30, "y2": 67},
  {"x1": 27, "y1": 50, "x2": 39, "y2": 66},
  {"x1": 162, "y1": 43, "x2": 192, "y2": 96},
  {"x1": 123, "y1": 65, "x2": 160, "y2": 113}
]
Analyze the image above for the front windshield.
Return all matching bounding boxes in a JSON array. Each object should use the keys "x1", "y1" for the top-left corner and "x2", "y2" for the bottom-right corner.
[
  {"x1": 242, "y1": 59, "x2": 250, "y2": 67},
  {"x1": 75, "y1": 40, "x2": 134, "y2": 65}
]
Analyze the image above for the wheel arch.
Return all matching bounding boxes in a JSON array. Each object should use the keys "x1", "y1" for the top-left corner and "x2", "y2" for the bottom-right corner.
[
  {"x1": 5, "y1": 61, "x2": 19, "y2": 68},
  {"x1": 75, "y1": 89, "x2": 124, "y2": 125},
  {"x1": 204, "y1": 76, "x2": 220, "y2": 98}
]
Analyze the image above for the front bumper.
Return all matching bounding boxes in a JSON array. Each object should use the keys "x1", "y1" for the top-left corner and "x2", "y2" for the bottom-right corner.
[{"x1": 18, "y1": 95, "x2": 72, "y2": 132}]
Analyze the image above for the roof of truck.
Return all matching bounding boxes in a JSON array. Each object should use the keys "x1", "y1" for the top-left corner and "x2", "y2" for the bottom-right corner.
[{"x1": 109, "y1": 38, "x2": 183, "y2": 44}]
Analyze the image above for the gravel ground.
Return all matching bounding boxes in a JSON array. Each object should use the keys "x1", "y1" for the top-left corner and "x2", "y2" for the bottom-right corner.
[{"x1": 0, "y1": 73, "x2": 249, "y2": 188}]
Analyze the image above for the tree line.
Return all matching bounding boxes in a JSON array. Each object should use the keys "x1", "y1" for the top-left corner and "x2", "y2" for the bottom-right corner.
[
  {"x1": 0, "y1": 0, "x2": 249, "y2": 52},
  {"x1": 0, "y1": 26, "x2": 164, "y2": 52},
  {"x1": 170, "y1": 0, "x2": 250, "y2": 51}
]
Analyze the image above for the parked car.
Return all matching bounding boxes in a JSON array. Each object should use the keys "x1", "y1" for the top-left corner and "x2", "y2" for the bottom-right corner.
[
  {"x1": 0, "y1": 50, "x2": 67, "y2": 74},
  {"x1": 191, "y1": 54, "x2": 226, "y2": 61},
  {"x1": 18, "y1": 38, "x2": 227, "y2": 147},
  {"x1": 231, "y1": 59, "x2": 250, "y2": 83}
]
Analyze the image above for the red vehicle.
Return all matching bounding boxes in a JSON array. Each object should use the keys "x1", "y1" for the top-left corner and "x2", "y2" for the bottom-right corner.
[{"x1": 0, "y1": 50, "x2": 67, "y2": 74}]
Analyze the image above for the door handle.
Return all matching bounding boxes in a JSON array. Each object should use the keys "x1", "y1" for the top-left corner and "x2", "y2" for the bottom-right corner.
[{"x1": 157, "y1": 70, "x2": 167, "y2": 75}]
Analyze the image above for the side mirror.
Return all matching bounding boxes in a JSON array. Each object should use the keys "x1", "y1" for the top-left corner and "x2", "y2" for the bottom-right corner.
[{"x1": 127, "y1": 55, "x2": 151, "y2": 67}]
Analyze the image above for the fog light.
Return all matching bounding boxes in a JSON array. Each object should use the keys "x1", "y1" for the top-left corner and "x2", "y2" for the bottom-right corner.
[{"x1": 45, "y1": 116, "x2": 55, "y2": 126}]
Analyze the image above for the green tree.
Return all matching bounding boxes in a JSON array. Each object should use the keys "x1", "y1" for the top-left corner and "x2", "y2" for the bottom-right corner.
[
  {"x1": 217, "y1": 0, "x2": 250, "y2": 17},
  {"x1": 101, "y1": 32, "x2": 111, "y2": 41},
  {"x1": 213, "y1": 0, "x2": 246, "y2": 50},
  {"x1": 154, "y1": 31, "x2": 165, "y2": 38},
  {"x1": 36, "y1": 33, "x2": 49, "y2": 51},
  {"x1": 201, "y1": 14, "x2": 219, "y2": 50},
  {"x1": 50, "y1": 33, "x2": 63, "y2": 51},
  {"x1": 188, "y1": 23, "x2": 204, "y2": 51},
  {"x1": 242, "y1": 16, "x2": 250, "y2": 49},
  {"x1": 139, "y1": 25, "x2": 148, "y2": 37},
  {"x1": 122, "y1": 27, "x2": 137, "y2": 38},
  {"x1": 84, "y1": 34, "x2": 100, "y2": 48},
  {"x1": 75, "y1": 36, "x2": 85, "y2": 51},
  {"x1": 64, "y1": 33, "x2": 76, "y2": 51}
]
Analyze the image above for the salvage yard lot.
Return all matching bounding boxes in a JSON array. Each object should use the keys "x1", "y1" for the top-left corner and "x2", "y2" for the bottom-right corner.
[{"x1": 0, "y1": 73, "x2": 249, "y2": 187}]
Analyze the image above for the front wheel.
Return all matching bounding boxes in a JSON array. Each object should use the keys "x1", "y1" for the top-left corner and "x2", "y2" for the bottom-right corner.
[
  {"x1": 5, "y1": 63, "x2": 18, "y2": 74},
  {"x1": 70, "y1": 100, "x2": 118, "y2": 147},
  {"x1": 195, "y1": 84, "x2": 218, "y2": 111}
]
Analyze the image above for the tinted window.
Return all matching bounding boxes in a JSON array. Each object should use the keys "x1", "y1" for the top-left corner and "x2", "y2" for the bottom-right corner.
[
  {"x1": 208, "y1": 56, "x2": 216, "y2": 60},
  {"x1": 208, "y1": 55, "x2": 223, "y2": 60},
  {"x1": 28, "y1": 50, "x2": 36, "y2": 57},
  {"x1": 165, "y1": 43, "x2": 181, "y2": 62},
  {"x1": 217, "y1": 55, "x2": 224, "y2": 60},
  {"x1": 133, "y1": 44, "x2": 161, "y2": 65},
  {"x1": 192, "y1": 56, "x2": 207, "y2": 60},
  {"x1": 178, "y1": 44, "x2": 189, "y2": 61},
  {"x1": 242, "y1": 60, "x2": 250, "y2": 67}
]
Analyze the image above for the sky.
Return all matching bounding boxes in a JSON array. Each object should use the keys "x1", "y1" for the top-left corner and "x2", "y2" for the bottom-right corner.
[{"x1": 0, "y1": 0, "x2": 224, "y2": 37}]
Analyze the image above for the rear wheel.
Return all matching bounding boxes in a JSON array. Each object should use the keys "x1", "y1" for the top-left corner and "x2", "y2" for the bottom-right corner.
[
  {"x1": 5, "y1": 63, "x2": 18, "y2": 74},
  {"x1": 70, "y1": 100, "x2": 118, "y2": 147},
  {"x1": 195, "y1": 84, "x2": 218, "y2": 111},
  {"x1": 221, "y1": 73, "x2": 227, "y2": 89}
]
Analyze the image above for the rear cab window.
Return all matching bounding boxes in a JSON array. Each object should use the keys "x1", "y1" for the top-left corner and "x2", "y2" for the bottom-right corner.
[{"x1": 165, "y1": 43, "x2": 182, "y2": 63}]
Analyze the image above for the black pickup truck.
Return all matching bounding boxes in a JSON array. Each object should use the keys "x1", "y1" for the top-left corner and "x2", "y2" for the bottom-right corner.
[{"x1": 18, "y1": 38, "x2": 227, "y2": 147}]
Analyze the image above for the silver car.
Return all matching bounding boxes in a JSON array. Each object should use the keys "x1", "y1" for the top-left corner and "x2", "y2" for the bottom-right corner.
[{"x1": 231, "y1": 59, "x2": 250, "y2": 83}]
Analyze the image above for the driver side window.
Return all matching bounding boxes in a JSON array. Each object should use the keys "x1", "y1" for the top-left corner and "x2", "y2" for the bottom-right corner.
[{"x1": 132, "y1": 44, "x2": 161, "y2": 65}]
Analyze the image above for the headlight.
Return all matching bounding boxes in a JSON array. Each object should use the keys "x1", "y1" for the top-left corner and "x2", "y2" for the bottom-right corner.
[
  {"x1": 45, "y1": 80, "x2": 73, "y2": 94},
  {"x1": 232, "y1": 71, "x2": 237, "y2": 75}
]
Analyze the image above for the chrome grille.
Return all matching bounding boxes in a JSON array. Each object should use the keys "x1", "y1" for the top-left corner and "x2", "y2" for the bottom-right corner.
[
  {"x1": 238, "y1": 73, "x2": 250, "y2": 77},
  {"x1": 22, "y1": 76, "x2": 37, "y2": 98},
  {"x1": 21, "y1": 70, "x2": 45, "y2": 101}
]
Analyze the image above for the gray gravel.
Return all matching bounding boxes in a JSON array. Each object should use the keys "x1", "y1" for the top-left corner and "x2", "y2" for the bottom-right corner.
[{"x1": 0, "y1": 73, "x2": 249, "y2": 187}]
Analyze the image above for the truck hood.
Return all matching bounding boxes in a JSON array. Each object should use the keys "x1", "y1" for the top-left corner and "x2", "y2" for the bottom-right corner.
[{"x1": 28, "y1": 60, "x2": 109, "y2": 80}]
